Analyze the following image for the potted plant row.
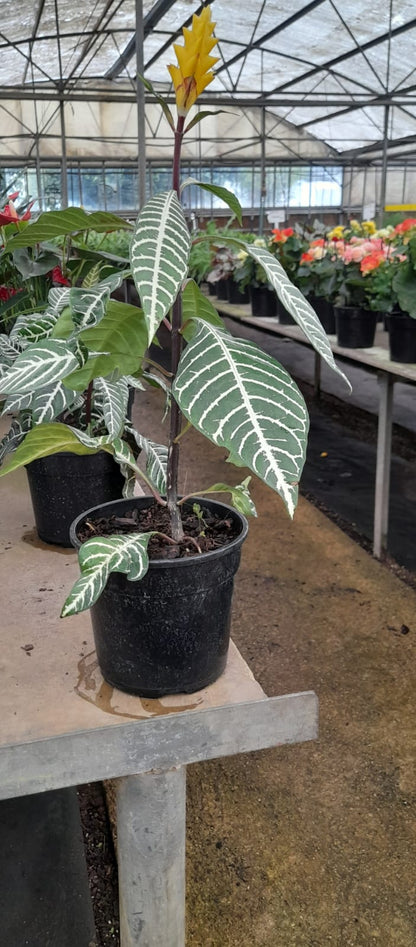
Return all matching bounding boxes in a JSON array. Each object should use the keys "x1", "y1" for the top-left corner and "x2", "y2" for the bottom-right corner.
[{"x1": 0, "y1": 7, "x2": 350, "y2": 698}]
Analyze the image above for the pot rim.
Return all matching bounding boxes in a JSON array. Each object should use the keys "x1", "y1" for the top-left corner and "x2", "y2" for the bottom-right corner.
[{"x1": 69, "y1": 494, "x2": 249, "y2": 568}]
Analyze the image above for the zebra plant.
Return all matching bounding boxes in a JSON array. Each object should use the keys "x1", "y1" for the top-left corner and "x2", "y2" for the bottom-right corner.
[
  {"x1": 59, "y1": 7, "x2": 351, "y2": 618},
  {"x1": 0, "y1": 271, "x2": 158, "y2": 492}
]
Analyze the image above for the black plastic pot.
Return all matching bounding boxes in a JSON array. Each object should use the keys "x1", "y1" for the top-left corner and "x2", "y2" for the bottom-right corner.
[
  {"x1": 334, "y1": 306, "x2": 377, "y2": 349},
  {"x1": 226, "y1": 280, "x2": 249, "y2": 305},
  {"x1": 215, "y1": 278, "x2": 229, "y2": 300},
  {"x1": 388, "y1": 311, "x2": 416, "y2": 363},
  {"x1": 250, "y1": 285, "x2": 277, "y2": 318},
  {"x1": 26, "y1": 450, "x2": 125, "y2": 547},
  {"x1": 308, "y1": 295, "x2": 336, "y2": 334},
  {"x1": 277, "y1": 299, "x2": 296, "y2": 325},
  {"x1": 70, "y1": 496, "x2": 248, "y2": 697}
]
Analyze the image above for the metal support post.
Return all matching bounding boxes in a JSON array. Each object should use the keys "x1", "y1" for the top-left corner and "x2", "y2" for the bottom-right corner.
[
  {"x1": 374, "y1": 371, "x2": 394, "y2": 558},
  {"x1": 314, "y1": 352, "x2": 321, "y2": 398},
  {"x1": 116, "y1": 767, "x2": 186, "y2": 947},
  {"x1": 136, "y1": 0, "x2": 147, "y2": 210}
]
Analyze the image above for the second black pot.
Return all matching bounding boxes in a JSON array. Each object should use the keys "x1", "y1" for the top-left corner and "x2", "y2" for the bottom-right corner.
[
  {"x1": 388, "y1": 310, "x2": 416, "y2": 363},
  {"x1": 70, "y1": 496, "x2": 248, "y2": 697},
  {"x1": 309, "y1": 296, "x2": 336, "y2": 334},
  {"x1": 250, "y1": 285, "x2": 277, "y2": 318},
  {"x1": 26, "y1": 450, "x2": 125, "y2": 547},
  {"x1": 334, "y1": 307, "x2": 377, "y2": 349}
]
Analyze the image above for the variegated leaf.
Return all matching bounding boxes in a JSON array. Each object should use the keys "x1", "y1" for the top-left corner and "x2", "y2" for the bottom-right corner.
[
  {"x1": 0, "y1": 339, "x2": 81, "y2": 395},
  {"x1": 1, "y1": 391, "x2": 33, "y2": 414},
  {"x1": 130, "y1": 190, "x2": 191, "y2": 344},
  {"x1": 0, "y1": 422, "x2": 111, "y2": 476},
  {"x1": 31, "y1": 382, "x2": 78, "y2": 424},
  {"x1": 246, "y1": 244, "x2": 351, "y2": 389},
  {"x1": 196, "y1": 477, "x2": 257, "y2": 517},
  {"x1": 0, "y1": 333, "x2": 23, "y2": 366},
  {"x1": 0, "y1": 416, "x2": 31, "y2": 467},
  {"x1": 129, "y1": 429, "x2": 168, "y2": 495},
  {"x1": 94, "y1": 375, "x2": 129, "y2": 438},
  {"x1": 173, "y1": 320, "x2": 309, "y2": 517},
  {"x1": 69, "y1": 283, "x2": 111, "y2": 331},
  {"x1": 61, "y1": 532, "x2": 154, "y2": 616},
  {"x1": 48, "y1": 286, "x2": 72, "y2": 314},
  {"x1": 11, "y1": 313, "x2": 58, "y2": 344}
]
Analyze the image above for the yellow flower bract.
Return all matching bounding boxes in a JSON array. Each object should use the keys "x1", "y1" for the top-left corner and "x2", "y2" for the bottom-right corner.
[{"x1": 167, "y1": 7, "x2": 219, "y2": 116}]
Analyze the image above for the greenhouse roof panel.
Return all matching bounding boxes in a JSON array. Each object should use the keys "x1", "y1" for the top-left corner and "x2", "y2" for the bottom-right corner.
[{"x1": 0, "y1": 0, "x2": 415, "y2": 160}]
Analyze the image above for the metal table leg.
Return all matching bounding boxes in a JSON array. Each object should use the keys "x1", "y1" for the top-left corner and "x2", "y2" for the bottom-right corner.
[
  {"x1": 116, "y1": 767, "x2": 186, "y2": 947},
  {"x1": 374, "y1": 372, "x2": 394, "y2": 558}
]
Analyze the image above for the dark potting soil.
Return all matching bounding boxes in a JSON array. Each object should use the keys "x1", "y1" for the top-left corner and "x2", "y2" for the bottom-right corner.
[{"x1": 77, "y1": 502, "x2": 240, "y2": 559}]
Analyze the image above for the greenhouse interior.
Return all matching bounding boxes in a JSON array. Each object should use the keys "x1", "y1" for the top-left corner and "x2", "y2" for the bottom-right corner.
[{"x1": 1, "y1": 1, "x2": 416, "y2": 945}]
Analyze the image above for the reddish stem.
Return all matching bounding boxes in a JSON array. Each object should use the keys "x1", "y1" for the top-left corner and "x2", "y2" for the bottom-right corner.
[{"x1": 166, "y1": 114, "x2": 186, "y2": 541}]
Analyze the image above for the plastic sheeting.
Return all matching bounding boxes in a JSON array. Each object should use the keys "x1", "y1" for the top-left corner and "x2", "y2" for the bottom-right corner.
[{"x1": 0, "y1": 0, "x2": 415, "y2": 162}]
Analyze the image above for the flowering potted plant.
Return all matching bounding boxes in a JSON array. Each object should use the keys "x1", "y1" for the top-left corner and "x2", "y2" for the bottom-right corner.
[
  {"x1": 297, "y1": 238, "x2": 338, "y2": 333},
  {"x1": 388, "y1": 219, "x2": 416, "y2": 361},
  {"x1": 269, "y1": 227, "x2": 306, "y2": 324},
  {"x1": 2, "y1": 9, "x2": 349, "y2": 697},
  {"x1": 233, "y1": 236, "x2": 278, "y2": 317},
  {"x1": 0, "y1": 209, "x2": 147, "y2": 544},
  {"x1": 330, "y1": 233, "x2": 393, "y2": 348}
]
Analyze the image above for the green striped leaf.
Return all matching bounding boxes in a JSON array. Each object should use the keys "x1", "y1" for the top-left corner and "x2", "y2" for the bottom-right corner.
[
  {"x1": 129, "y1": 429, "x2": 168, "y2": 495},
  {"x1": 0, "y1": 422, "x2": 109, "y2": 475},
  {"x1": 130, "y1": 190, "x2": 191, "y2": 344},
  {"x1": 11, "y1": 313, "x2": 58, "y2": 344},
  {"x1": 0, "y1": 417, "x2": 31, "y2": 467},
  {"x1": 61, "y1": 532, "x2": 154, "y2": 616},
  {"x1": 246, "y1": 244, "x2": 351, "y2": 389},
  {"x1": 0, "y1": 333, "x2": 23, "y2": 366},
  {"x1": 94, "y1": 375, "x2": 129, "y2": 438},
  {"x1": 197, "y1": 477, "x2": 257, "y2": 517},
  {"x1": 0, "y1": 339, "x2": 81, "y2": 395},
  {"x1": 2, "y1": 391, "x2": 33, "y2": 413},
  {"x1": 5, "y1": 208, "x2": 132, "y2": 250},
  {"x1": 181, "y1": 279, "x2": 225, "y2": 339},
  {"x1": 69, "y1": 284, "x2": 111, "y2": 331},
  {"x1": 80, "y1": 300, "x2": 148, "y2": 361},
  {"x1": 173, "y1": 321, "x2": 309, "y2": 517},
  {"x1": 31, "y1": 382, "x2": 78, "y2": 424}
]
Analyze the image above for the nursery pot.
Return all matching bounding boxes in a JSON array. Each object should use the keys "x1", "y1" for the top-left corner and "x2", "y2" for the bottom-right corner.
[
  {"x1": 215, "y1": 278, "x2": 229, "y2": 300},
  {"x1": 308, "y1": 295, "x2": 335, "y2": 334},
  {"x1": 334, "y1": 306, "x2": 377, "y2": 349},
  {"x1": 388, "y1": 310, "x2": 416, "y2": 363},
  {"x1": 250, "y1": 285, "x2": 277, "y2": 318},
  {"x1": 70, "y1": 496, "x2": 249, "y2": 698},
  {"x1": 226, "y1": 280, "x2": 249, "y2": 305},
  {"x1": 277, "y1": 299, "x2": 296, "y2": 325},
  {"x1": 26, "y1": 450, "x2": 125, "y2": 547}
]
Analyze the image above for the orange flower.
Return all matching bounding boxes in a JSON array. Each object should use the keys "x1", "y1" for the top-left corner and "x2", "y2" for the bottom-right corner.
[
  {"x1": 360, "y1": 251, "x2": 385, "y2": 275},
  {"x1": 167, "y1": 7, "x2": 219, "y2": 116},
  {"x1": 272, "y1": 227, "x2": 294, "y2": 243},
  {"x1": 301, "y1": 251, "x2": 314, "y2": 263},
  {"x1": 310, "y1": 238, "x2": 325, "y2": 247},
  {"x1": 394, "y1": 218, "x2": 416, "y2": 234}
]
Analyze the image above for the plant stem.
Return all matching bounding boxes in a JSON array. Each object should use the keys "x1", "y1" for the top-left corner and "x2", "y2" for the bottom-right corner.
[
  {"x1": 166, "y1": 114, "x2": 185, "y2": 541},
  {"x1": 85, "y1": 380, "x2": 93, "y2": 430}
]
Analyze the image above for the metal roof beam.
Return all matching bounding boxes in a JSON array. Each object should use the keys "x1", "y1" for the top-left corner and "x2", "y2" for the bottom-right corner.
[
  {"x1": 105, "y1": 0, "x2": 185, "y2": 80},
  {"x1": 342, "y1": 133, "x2": 416, "y2": 159},
  {"x1": 215, "y1": 0, "x2": 327, "y2": 76},
  {"x1": 262, "y1": 17, "x2": 416, "y2": 99}
]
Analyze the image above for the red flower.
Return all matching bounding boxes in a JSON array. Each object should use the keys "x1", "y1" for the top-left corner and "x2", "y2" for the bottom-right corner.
[
  {"x1": 272, "y1": 226, "x2": 294, "y2": 243},
  {"x1": 394, "y1": 218, "x2": 416, "y2": 234},
  {"x1": 310, "y1": 238, "x2": 325, "y2": 247},
  {"x1": 300, "y1": 251, "x2": 314, "y2": 263},
  {"x1": 0, "y1": 193, "x2": 34, "y2": 227},
  {"x1": 360, "y1": 251, "x2": 385, "y2": 275},
  {"x1": 50, "y1": 266, "x2": 71, "y2": 286},
  {"x1": 0, "y1": 285, "x2": 20, "y2": 301}
]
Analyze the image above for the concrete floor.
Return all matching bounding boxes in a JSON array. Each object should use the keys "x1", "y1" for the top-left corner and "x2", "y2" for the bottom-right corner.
[{"x1": 133, "y1": 389, "x2": 416, "y2": 947}]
